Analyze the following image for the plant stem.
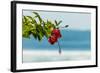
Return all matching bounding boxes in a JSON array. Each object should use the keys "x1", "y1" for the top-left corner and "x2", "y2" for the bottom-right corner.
[
  {"x1": 59, "y1": 25, "x2": 69, "y2": 28},
  {"x1": 57, "y1": 40, "x2": 61, "y2": 54}
]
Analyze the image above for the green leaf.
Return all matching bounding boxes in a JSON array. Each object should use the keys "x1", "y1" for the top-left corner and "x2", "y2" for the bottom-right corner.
[
  {"x1": 56, "y1": 20, "x2": 62, "y2": 26},
  {"x1": 31, "y1": 30, "x2": 37, "y2": 39},
  {"x1": 22, "y1": 30, "x2": 31, "y2": 38},
  {"x1": 58, "y1": 21, "x2": 62, "y2": 25},
  {"x1": 65, "y1": 25, "x2": 69, "y2": 27},
  {"x1": 37, "y1": 32, "x2": 43, "y2": 41},
  {"x1": 33, "y1": 12, "x2": 42, "y2": 24},
  {"x1": 55, "y1": 20, "x2": 58, "y2": 25},
  {"x1": 26, "y1": 16, "x2": 37, "y2": 24}
]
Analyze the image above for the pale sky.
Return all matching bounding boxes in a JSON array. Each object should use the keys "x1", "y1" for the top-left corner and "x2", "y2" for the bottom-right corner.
[{"x1": 23, "y1": 10, "x2": 91, "y2": 30}]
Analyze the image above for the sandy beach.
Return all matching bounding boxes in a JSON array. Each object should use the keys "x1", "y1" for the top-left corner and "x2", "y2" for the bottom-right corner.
[{"x1": 23, "y1": 50, "x2": 91, "y2": 63}]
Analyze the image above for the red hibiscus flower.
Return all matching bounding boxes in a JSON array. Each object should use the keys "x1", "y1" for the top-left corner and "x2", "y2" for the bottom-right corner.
[
  {"x1": 48, "y1": 35, "x2": 57, "y2": 44},
  {"x1": 52, "y1": 29, "x2": 62, "y2": 38}
]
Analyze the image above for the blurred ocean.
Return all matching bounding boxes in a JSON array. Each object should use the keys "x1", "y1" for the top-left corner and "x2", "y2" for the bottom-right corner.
[{"x1": 22, "y1": 29, "x2": 91, "y2": 51}]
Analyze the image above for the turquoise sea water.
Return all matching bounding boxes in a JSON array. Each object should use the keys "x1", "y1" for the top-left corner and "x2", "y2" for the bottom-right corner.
[{"x1": 22, "y1": 30, "x2": 91, "y2": 51}]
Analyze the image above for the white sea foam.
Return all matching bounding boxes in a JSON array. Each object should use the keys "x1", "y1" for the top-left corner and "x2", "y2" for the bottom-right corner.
[{"x1": 23, "y1": 49, "x2": 91, "y2": 63}]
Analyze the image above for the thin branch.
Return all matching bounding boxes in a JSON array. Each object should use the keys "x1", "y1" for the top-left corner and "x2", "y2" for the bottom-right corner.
[{"x1": 59, "y1": 25, "x2": 69, "y2": 28}]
